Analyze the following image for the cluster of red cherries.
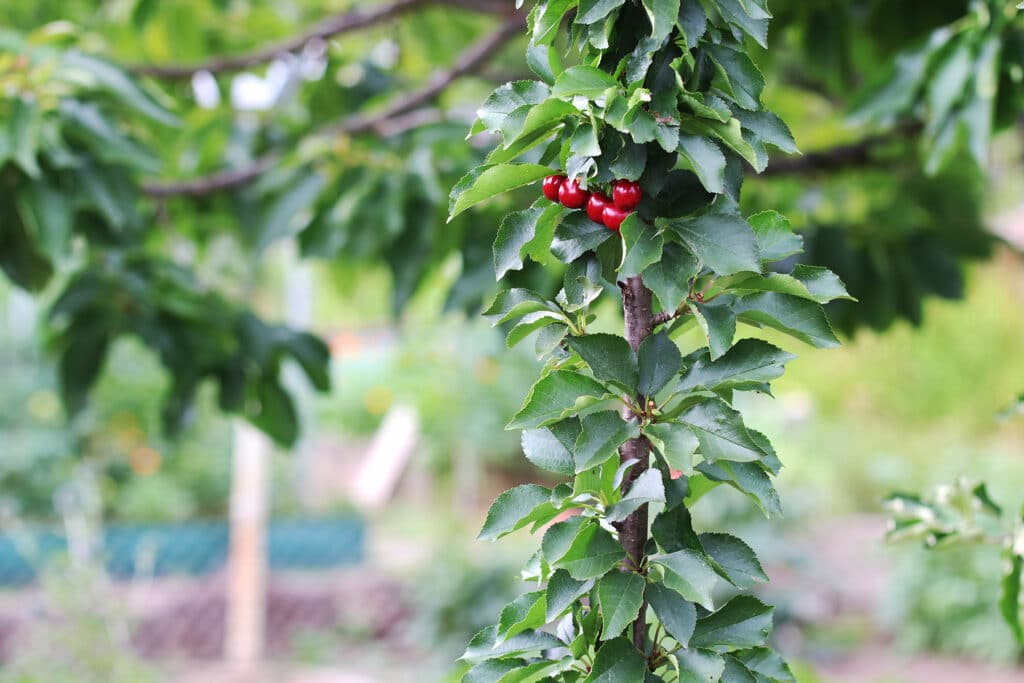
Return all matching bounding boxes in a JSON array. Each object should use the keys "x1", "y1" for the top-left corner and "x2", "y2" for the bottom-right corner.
[{"x1": 542, "y1": 174, "x2": 642, "y2": 231}]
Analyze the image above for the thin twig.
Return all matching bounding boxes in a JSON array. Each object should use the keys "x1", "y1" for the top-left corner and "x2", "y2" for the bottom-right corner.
[
  {"x1": 129, "y1": 0, "x2": 511, "y2": 79},
  {"x1": 141, "y1": 18, "x2": 524, "y2": 198}
]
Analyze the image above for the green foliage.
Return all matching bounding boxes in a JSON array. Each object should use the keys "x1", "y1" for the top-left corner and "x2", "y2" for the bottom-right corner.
[
  {"x1": 885, "y1": 478, "x2": 1024, "y2": 652},
  {"x1": 459, "y1": 2, "x2": 848, "y2": 680},
  {"x1": 2, "y1": 0, "x2": 1021, "y2": 447}
]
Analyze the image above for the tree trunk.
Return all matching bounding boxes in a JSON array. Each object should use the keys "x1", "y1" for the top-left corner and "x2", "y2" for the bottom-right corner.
[{"x1": 616, "y1": 274, "x2": 654, "y2": 652}]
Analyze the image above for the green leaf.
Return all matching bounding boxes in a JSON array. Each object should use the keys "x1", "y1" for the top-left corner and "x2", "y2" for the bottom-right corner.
[
  {"x1": 478, "y1": 484, "x2": 555, "y2": 541},
  {"x1": 462, "y1": 625, "x2": 562, "y2": 663},
  {"x1": 665, "y1": 214, "x2": 760, "y2": 275},
  {"x1": 551, "y1": 213, "x2": 615, "y2": 263},
  {"x1": 559, "y1": 523, "x2": 627, "y2": 580},
  {"x1": 725, "y1": 266, "x2": 853, "y2": 304},
  {"x1": 562, "y1": 255, "x2": 604, "y2": 312},
  {"x1": 734, "y1": 648, "x2": 796, "y2": 682},
  {"x1": 490, "y1": 98, "x2": 582, "y2": 163},
  {"x1": 59, "y1": 100, "x2": 160, "y2": 172},
  {"x1": 700, "y1": 533, "x2": 768, "y2": 589},
  {"x1": 1000, "y1": 550, "x2": 1024, "y2": 646},
  {"x1": 567, "y1": 334, "x2": 638, "y2": 391},
  {"x1": 62, "y1": 52, "x2": 179, "y2": 126},
  {"x1": 647, "y1": 581, "x2": 697, "y2": 647},
  {"x1": 598, "y1": 571, "x2": 646, "y2": 639},
  {"x1": 963, "y1": 36, "x2": 1000, "y2": 168},
  {"x1": 526, "y1": 42, "x2": 564, "y2": 85},
  {"x1": 507, "y1": 311, "x2": 565, "y2": 348},
  {"x1": 532, "y1": 0, "x2": 579, "y2": 46},
  {"x1": 677, "y1": 2, "x2": 707, "y2": 50},
  {"x1": 645, "y1": 422, "x2": 699, "y2": 474},
  {"x1": 543, "y1": 516, "x2": 590, "y2": 565},
  {"x1": 790, "y1": 265, "x2": 854, "y2": 302},
  {"x1": 678, "y1": 339, "x2": 794, "y2": 393},
  {"x1": 248, "y1": 377, "x2": 299, "y2": 447},
  {"x1": 484, "y1": 288, "x2": 558, "y2": 325},
  {"x1": 57, "y1": 326, "x2": 110, "y2": 414},
  {"x1": 638, "y1": 330, "x2": 683, "y2": 396},
  {"x1": 733, "y1": 109, "x2": 798, "y2": 154},
  {"x1": 463, "y1": 659, "x2": 524, "y2": 683},
  {"x1": 553, "y1": 66, "x2": 621, "y2": 99},
  {"x1": 674, "y1": 648, "x2": 726, "y2": 683},
  {"x1": 494, "y1": 206, "x2": 561, "y2": 280},
  {"x1": 619, "y1": 216, "x2": 664, "y2": 278},
  {"x1": 15, "y1": 180, "x2": 73, "y2": 261},
  {"x1": 498, "y1": 591, "x2": 547, "y2": 641},
  {"x1": 577, "y1": 0, "x2": 626, "y2": 25},
  {"x1": 641, "y1": 0, "x2": 679, "y2": 43},
  {"x1": 722, "y1": 657, "x2": 757, "y2": 683},
  {"x1": 281, "y1": 330, "x2": 332, "y2": 392},
  {"x1": 681, "y1": 117, "x2": 760, "y2": 169},
  {"x1": 706, "y1": 44, "x2": 765, "y2": 111},
  {"x1": 652, "y1": 503, "x2": 703, "y2": 554},
  {"x1": 508, "y1": 370, "x2": 611, "y2": 429},
  {"x1": 924, "y1": 40, "x2": 973, "y2": 139},
  {"x1": 583, "y1": 637, "x2": 647, "y2": 682},
  {"x1": 708, "y1": 0, "x2": 769, "y2": 49},
  {"x1": 678, "y1": 135, "x2": 726, "y2": 194},
  {"x1": 690, "y1": 596, "x2": 774, "y2": 652},
  {"x1": 679, "y1": 399, "x2": 764, "y2": 463},
  {"x1": 696, "y1": 460, "x2": 781, "y2": 517},
  {"x1": 546, "y1": 569, "x2": 594, "y2": 622},
  {"x1": 643, "y1": 244, "x2": 699, "y2": 314},
  {"x1": 734, "y1": 292, "x2": 841, "y2": 348},
  {"x1": 748, "y1": 211, "x2": 802, "y2": 264},
  {"x1": 692, "y1": 300, "x2": 736, "y2": 360},
  {"x1": 606, "y1": 469, "x2": 665, "y2": 522},
  {"x1": 575, "y1": 411, "x2": 641, "y2": 472},
  {"x1": 474, "y1": 80, "x2": 551, "y2": 134},
  {"x1": 652, "y1": 550, "x2": 720, "y2": 610},
  {"x1": 522, "y1": 428, "x2": 576, "y2": 476},
  {"x1": 449, "y1": 163, "x2": 554, "y2": 220},
  {"x1": 609, "y1": 140, "x2": 648, "y2": 180},
  {"x1": 256, "y1": 172, "x2": 326, "y2": 249}
]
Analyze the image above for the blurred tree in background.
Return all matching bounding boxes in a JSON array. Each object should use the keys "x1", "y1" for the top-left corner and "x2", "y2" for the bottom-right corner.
[{"x1": 0, "y1": 0, "x2": 1019, "y2": 443}]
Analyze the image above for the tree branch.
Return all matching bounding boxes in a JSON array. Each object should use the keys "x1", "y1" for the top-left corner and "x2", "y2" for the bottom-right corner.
[
  {"x1": 141, "y1": 18, "x2": 524, "y2": 199},
  {"x1": 129, "y1": 0, "x2": 512, "y2": 79},
  {"x1": 761, "y1": 122, "x2": 922, "y2": 176},
  {"x1": 617, "y1": 275, "x2": 655, "y2": 654}
]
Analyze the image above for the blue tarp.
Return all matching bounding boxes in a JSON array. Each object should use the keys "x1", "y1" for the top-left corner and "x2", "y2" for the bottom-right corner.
[{"x1": 0, "y1": 516, "x2": 365, "y2": 585}]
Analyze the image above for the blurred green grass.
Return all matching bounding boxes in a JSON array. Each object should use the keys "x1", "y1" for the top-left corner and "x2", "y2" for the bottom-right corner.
[{"x1": 746, "y1": 253, "x2": 1024, "y2": 512}]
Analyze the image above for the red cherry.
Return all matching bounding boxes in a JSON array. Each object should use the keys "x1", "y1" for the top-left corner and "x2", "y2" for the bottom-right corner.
[
  {"x1": 558, "y1": 178, "x2": 589, "y2": 209},
  {"x1": 602, "y1": 205, "x2": 632, "y2": 231},
  {"x1": 543, "y1": 174, "x2": 566, "y2": 202},
  {"x1": 612, "y1": 179, "x2": 643, "y2": 211},
  {"x1": 586, "y1": 192, "x2": 611, "y2": 223}
]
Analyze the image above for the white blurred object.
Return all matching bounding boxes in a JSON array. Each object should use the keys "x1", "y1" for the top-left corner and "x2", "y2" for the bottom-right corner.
[
  {"x1": 350, "y1": 405, "x2": 421, "y2": 509},
  {"x1": 299, "y1": 38, "x2": 328, "y2": 81},
  {"x1": 369, "y1": 39, "x2": 399, "y2": 69},
  {"x1": 230, "y1": 57, "x2": 297, "y2": 111},
  {"x1": 191, "y1": 70, "x2": 221, "y2": 109}
]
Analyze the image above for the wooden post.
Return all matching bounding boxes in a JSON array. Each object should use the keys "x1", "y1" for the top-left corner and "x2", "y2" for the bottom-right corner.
[{"x1": 225, "y1": 421, "x2": 271, "y2": 669}]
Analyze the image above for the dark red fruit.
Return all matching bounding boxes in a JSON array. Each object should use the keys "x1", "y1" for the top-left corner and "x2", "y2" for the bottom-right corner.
[
  {"x1": 602, "y1": 205, "x2": 631, "y2": 231},
  {"x1": 612, "y1": 179, "x2": 643, "y2": 211},
  {"x1": 586, "y1": 192, "x2": 611, "y2": 223},
  {"x1": 543, "y1": 174, "x2": 566, "y2": 202},
  {"x1": 558, "y1": 178, "x2": 589, "y2": 209}
]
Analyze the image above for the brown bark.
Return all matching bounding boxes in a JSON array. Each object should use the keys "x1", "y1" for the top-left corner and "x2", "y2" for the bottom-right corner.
[{"x1": 616, "y1": 275, "x2": 655, "y2": 652}]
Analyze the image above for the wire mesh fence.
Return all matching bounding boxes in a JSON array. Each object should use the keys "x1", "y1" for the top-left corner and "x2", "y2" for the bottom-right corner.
[{"x1": 0, "y1": 515, "x2": 367, "y2": 668}]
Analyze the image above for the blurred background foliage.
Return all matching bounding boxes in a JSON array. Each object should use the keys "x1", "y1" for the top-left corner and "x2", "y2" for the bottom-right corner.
[{"x1": 1, "y1": 0, "x2": 1024, "y2": 681}]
